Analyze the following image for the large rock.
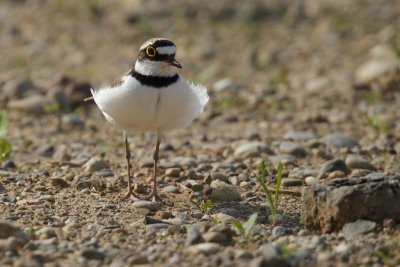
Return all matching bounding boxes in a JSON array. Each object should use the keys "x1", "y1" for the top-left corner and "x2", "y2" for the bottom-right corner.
[
  {"x1": 210, "y1": 180, "x2": 241, "y2": 202},
  {"x1": 301, "y1": 176, "x2": 400, "y2": 233}
]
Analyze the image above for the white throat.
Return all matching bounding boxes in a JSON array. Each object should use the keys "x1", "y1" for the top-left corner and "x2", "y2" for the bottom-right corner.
[{"x1": 134, "y1": 60, "x2": 177, "y2": 77}]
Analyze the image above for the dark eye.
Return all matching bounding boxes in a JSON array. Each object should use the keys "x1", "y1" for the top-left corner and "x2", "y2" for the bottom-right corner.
[{"x1": 146, "y1": 46, "x2": 156, "y2": 57}]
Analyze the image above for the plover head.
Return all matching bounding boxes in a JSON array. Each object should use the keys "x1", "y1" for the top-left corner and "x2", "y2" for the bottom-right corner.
[{"x1": 134, "y1": 38, "x2": 182, "y2": 77}]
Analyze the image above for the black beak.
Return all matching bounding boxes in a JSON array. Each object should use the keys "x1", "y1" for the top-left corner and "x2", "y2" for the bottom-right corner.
[{"x1": 169, "y1": 58, "x2": 182, "y2": 68}]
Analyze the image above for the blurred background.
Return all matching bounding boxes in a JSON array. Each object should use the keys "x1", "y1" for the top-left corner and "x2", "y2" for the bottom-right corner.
[{"x1": 0, "y1": 0, "x2": 399, "y2": 145}]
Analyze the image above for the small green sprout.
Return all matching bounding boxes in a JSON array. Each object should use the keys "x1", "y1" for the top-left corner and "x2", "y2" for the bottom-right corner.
[
  {"x1": 256, "y1": 160, "x2": 283, "y2": 224},
  {"x1": 0, "y1": 111, "x2": 12, "y2": 161},
  {"x1": 231, "y1": 213, "x2": 258, "y2": 247},
  {"x1": 190, "y1": 184, "x2": 213, "y2": 215}
]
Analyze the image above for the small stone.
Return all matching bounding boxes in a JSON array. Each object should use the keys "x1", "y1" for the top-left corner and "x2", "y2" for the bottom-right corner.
[
  {"x1": 75, "y1": 176, "x2": 103, "y2": 191},
  {"x1": 213, "y1": 78, "x2": 237, "y2": 92},
  {"x1": 271, "y1": 226, "x2": 288, "y2": 239},
  {"x1": 165, "y1": 168, "x2": 180, "y2": 178},
  {"x1": 157, "y1": 211, "x2": 173, "y2": 219},
  {"x1": 210, "y1": 172, "x2": 228, "y2": 183},
  {"x1": 1, "y1": 160, "x2": 16, "y2": 169},
  {"x1": 81, "y1": 248, "x2": 106, "y2": 261},
  {"x1": 210, "y1": 180, "x2": 241, "y2": 202},
  {"x1": 62, "y1": 113, "x2": 84, "y2": 128},
  {"x1": 350, "y1": 169, "x2": 373, "y2": 177},
  {"x1": 212, "y1": 213, "x2": 236, "y2": 224},
  {"x1": 133, "y1": 200, "x2": 160, "y2": 211},
  {"x1": 35, "y1": 144, "x2": 55, "y2": 157},
  {"x1": 268, "y1": 155, "x2": 296, "y2": 165},
  {"x1": 304, "y1": 176, "x2": 318, "y2": 185},
  {"x1": 0, "y1": 222, "x2": 29, "y2": 243},
  {"x1": 0, "y1": 237, "x2": 23, "y2": 252},
  {"x1": 2, "y1": 76, "x2": 38, "y2": 99},
  {"x1": 283, "y1": 130, "x2": 316, "y2": 142},
  {"x1": 145, "y1": 223, "x2": 170, "y2": 230},
  {"x1": 257, "y1": 243, "x2": 280, "y2": 259},
  {"x1": 345, "y1": 155, "x2": 375, "y2": 171},
  {"x1": 281, "y1": 178, "x2": 303, "y2": 187},
  {"x1": 8, "y1": 94, "x2": 52, "y2": 114},
  {"x1": 134, "y1": 183, "x2": 146, "y2": 194},
  {"x1": 317, "y1": 159, "x2": 350, "y2": 179},
  {"x1": 342, "y1": 219, "x2": 377, "y2": 240},
  {"x1": 279, "y1": 142, "x2": 307, "y2": 158},
  {"x1": 327, "y1": 170, "x2": 346, "y2": 179},
  {"x1": 321, "y1": 134, "x2": 359, "y2": 149},
  {"x1": 36, "y1": 227, "x2": 57, "y2": 240},
  {"x1": 162, "y1": 185, "x2": 179, "y2": 193},
  {"x1": 202, "y1": 232, "x2": 227, "y2": 243},
  {"x1": 51, "y1": 177, "x2": 69, "y2": 188},
  {"x1": 186, "y1": 225, "x2": 204, "y2": 245},
  {"x1": 234, "y1": 142, "x2": 269, "y2": 157},
  {"x1": 83, "y1": 157, "x2": 110, "y2": 172},
  {"x1": 186, "y1": 242, "x2": 222, "y2": 255}
]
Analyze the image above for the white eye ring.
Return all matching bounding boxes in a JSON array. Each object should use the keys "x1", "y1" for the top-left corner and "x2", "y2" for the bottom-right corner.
[{"x1": 146, "y1": 46, "x2": 156, "y2": 57}]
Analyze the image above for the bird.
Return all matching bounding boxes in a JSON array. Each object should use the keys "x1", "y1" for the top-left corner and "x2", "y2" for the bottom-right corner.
[{"x1": 89, "y1": 38, "x2": 209, "y2": 202}]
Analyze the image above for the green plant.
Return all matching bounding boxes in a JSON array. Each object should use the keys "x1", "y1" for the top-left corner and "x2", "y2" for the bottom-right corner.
[
  {"x1": 190, "y1": 184, "x2": 213, "y2": 214},
  {"x1": 367, "y1": 113, "x2": 390, "y2": 134},
  {"x1": 256, "y1": 160, "x2": 283, "y2": 224},
  {"x1": 231, "y1": 213, "x2": 258, "y2": 247},
  {"x1": 0, "y1": 111, "x2": 12, "y2": 161},
  {"x1": 375, "y1": 242, "x2": 400, "y2": 265}
]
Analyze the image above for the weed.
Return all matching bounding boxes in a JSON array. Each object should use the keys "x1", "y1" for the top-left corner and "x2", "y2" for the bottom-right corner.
[
  {"x1": 231, "y1": 213, "x2": 258, "y2": 247},
  {"x1": 366, "y1": 113, "x2": 390, "y2": 134},
  {"x1": 375, "y1": 242, "x2": 400, "y2": 265},
  {"x1": 256, "y1": 160, "x2": 283, "y2": 224},
  {"x1": 190, "y1": 184, "x2": 213, "y2": 214},
  {"x1": 0, "y1": 111, "x2": 12, "y2": 161}
]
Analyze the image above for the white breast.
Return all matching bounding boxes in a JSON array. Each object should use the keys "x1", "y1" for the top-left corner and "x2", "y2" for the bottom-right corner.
[{"x1": 91, "y1": 75, "x2": 209, "y2": 132}]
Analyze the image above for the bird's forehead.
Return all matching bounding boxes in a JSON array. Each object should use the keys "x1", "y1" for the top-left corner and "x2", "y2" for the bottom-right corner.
[{"x1": 139, "y1": 38, "x2": 176, "y2": 51}]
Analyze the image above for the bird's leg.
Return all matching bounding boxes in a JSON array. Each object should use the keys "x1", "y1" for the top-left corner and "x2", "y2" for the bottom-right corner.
[
  {"x1": 148, "y1": 132, "x2": 162, "y2": 202},
  {"x1": 123, "y1": 131, "x2": 141, "y2": 200}
]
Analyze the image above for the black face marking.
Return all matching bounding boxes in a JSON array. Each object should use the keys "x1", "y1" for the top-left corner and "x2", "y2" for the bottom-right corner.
[
  {"x1": 137, "y1": 39, "x2": 177, "y2": 63},
  {"x1": 129, "y1": 68, "x2": 179, "y2": 88}
]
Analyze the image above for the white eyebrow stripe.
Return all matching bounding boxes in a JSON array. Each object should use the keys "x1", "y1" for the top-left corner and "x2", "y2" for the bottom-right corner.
[{"x1": 156, "y1": 46, "x2": 176, "y2": 55}]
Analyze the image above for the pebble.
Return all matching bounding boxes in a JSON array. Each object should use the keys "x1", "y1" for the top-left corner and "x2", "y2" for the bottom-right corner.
[
  {"x1": 186, "y1": 242, "x2": 222, "y2": 255},
  {"x1": 0, "y1": 222, "x2": 29, "y2": 243},
  {"x1": 2, "y1": 76, "x2": 38, "y2": 99},
  {"x1": 350, "y1": 169, "x2": 373, "y2": 177},
  {"x1": 133, "y1": 201, "x2": 160, "y2": 211},
  {"x1": 212, "y1": 78, "x2": 237, "y2": 92},
  {"x1": 145, "y1": 223, "x2": 171, "y2": 231},
  {"x1": 283, "y1": 130, "x2": 315, "y2": 142},
  {"x1": 202, "y1": 231, "x2": 227, "y2": 243},
  {"x1": 210, "y1": 172, "x2": 228, "y2": 183},
  {"x1": 80, "y1": 248, "x2": 106, "y2": 261},
  {"x1": 342, "y1": 219, "x2": 377, "y2": 240},
  {"x1": 212, "y1": 213, "x2": 236, "y2": 224},
  {"x1": 257, "y1": 243, "x2": 280, "y2": 259},
  {"x1": 210, "y1": 180, "x2": 241, "y2": 202},
  {"x1": 327, "y1": 170, "x2": 346, "y2": 179},
  {"x1": 1, "y1": 160, "x2": 16, "y2": 169},
  {"x1": 317, "y1": 159, "x2": 350, "y2": 179},
  {"x1": 271, "y1": 226, "x2": 288, "y2": 239},
  {"x1": 83, "y1": 157, "x2": 110, "y2": 172},
  {"x1": 8, "y1": 94, "x2": 52, "y2": 114},
  {"x1": 234, "y1": 142, "x2": 269, "y2": 156},
  {"x1": 345, "y1": 155, "x2": 375, "y2": 171},
  {"x1": 279, "y1": 142, "x2": 307, "y2": 158},
  {"x1": 268, "y1": 155, "x2": 296, "y2": 165},
  {"x1": 0, "y1": 237, "x2": 23, "y2": 252},
  {"x1": 35, "y1": 144, "x2": 55, "y2": 157},
  {"x1": 165, "y1": 168, "x2": 181, "y2": 178},
  {"x1": 162, "y1": 185, "x2": 179, "y2": 193},
  {"x1": 321, "y1": 133, "x2": 359, "y2": 149},
  {"x1": 281, "y1": 178, "x2": 303, "y2": 187},
  {"x1": 62, "y1": 113, "x2": 84, "y2": 128},
  {"x1": 304, "y1": 176, "x2": 318, "y2": 185},
  {"x1": 186, "y1": 225, "x2": 204, "y2": 245}
]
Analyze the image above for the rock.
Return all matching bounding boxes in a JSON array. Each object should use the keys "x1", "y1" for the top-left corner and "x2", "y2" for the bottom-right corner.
[
  {"x1": 186, "y1": 225, "x2": 204, "y2": 245},
  {"x1": 145, "y1": 223, "x2": 171, "y2": 230},
  {"x1": 342, "y1": 219, "x2": 377, "y2": 240},
  {"x1": 305, "y1": 77, "x2": 329, "y2": 94},
  {"x1": 35, "y1": 144, "x2": 54, "y2": 157},
  {"x1": 2, "y1": 76, "x2": 38, "y2": 99},
  {"x1": 279, "y1": 142, "x2": 307, "y2": 157},
  {"x1": 36, "y1": 227, "x2": 57, "y2": 240},
  {"x1": 0, "y1": 237, "x2": 24, "y2": 252},
  {"x1": 327, "y1": 170, "x2": 346, "y2": 180},
  {"x1": 281, "y1": 178, "x2": 303, "y2": 187},
  {"x1": 271, "y1": 226, "x2": 288, "y2": 239},
  {"x1": 62, "y1": 113, "x2": 84, "y2": 128},
  {"x1": 81, "y1": 248, "x2": 106, "y2": 261},
  {"x1": 210, "y1": 180, "x2": 241, "y2": 202},
  {"x1": 211, "y1": 172, "x2": 228, "y2": 183},
  {"x1": 212, "y1": 213, "x2": 236, "y2": 224},
  {"x1": 1, "y1": 160, "x2": 17, "y2": 169},
  {"x1": 268, "y1": 155, "x2": 296, "y2": 166},
  {"x1": 234, "y1": 142, "x2": 269, "y2": 157},
  {"x1": 305, "y1": 176, "x2": 318, "y2": 185},
  {"x1": 162, "y1": 185, "x2": 179, "y2": 193},
  {"x1": 74, "y1": 176, "x2": 104, "y2": 191},
  {"x1": 133, "y1": 201, "x2": 160, "y2": 211},
  {"x1": 301, "y1": 176, "x2": 400, "y2": 233},
  {"x1": 212, "y1": 78, "x2": 237, "y2": 92},
  {"x1": 345, "y1": 155, "x2": 375, "y2": 171},
  {"x1": 317, "y1": 159, "x2": 350, "y2": 179},
  {"x1": 8, "y1": 94, "x2": 52, "y2": 114},
  {"x1": 350, "y1": 169, "x2": 373, "y2": 177},
  {"x1": 83, "y1": 157, "x2": 110, "y2": 172},
  {"x1": 0, "y1": 222, "x2": 29, "y2": 243},
  {"x1": 257, "y1": 243, "x2": 280, "y2": 259},
  {"x1": 186, "y1": 242, "x2": 222, "y2": 255},
  {"x1": 250, "y1": 257, "x2": 290, "y2": 267},
  {"x1": 321, "y1": 134, "x2": 359, "y2": 149},
  {"x1": 283, "y1": 130, "x2": 316, "y2": 142},
  {"x1": 202, "y1": 231, "x2": 227, "y2": 243},
  {"x1": 165, "y1": 168, "x2": 180, "y2": 178}
]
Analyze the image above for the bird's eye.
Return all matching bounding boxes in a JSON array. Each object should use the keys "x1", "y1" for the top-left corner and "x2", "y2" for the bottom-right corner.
[{"x1": 146, "y1": 46, "x2": 156, "y2": 57}]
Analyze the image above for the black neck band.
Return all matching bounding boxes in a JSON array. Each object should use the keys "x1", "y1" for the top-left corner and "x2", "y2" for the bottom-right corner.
[{"x1": 130, "y1": 69, "x2": 179, "y2": 88}]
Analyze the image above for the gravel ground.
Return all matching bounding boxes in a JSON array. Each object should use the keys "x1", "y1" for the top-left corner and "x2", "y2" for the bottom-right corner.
[{"x1": 1, "y1": 0, "x2": 400, "y2": 266}]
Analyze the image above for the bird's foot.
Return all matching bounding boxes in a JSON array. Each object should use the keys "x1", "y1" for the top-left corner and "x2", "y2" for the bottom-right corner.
[
  {"x1": 124, "y1": 190, "x2": 145, "y2": 201},
  {"x1": 146, "y1": 191, "x2": 163, "y2": 203}
]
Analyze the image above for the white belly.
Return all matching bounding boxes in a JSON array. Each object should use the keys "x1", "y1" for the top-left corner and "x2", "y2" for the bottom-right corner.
[{"x1": 91, "y1": 75, "x2": 208, "y2": 132}]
